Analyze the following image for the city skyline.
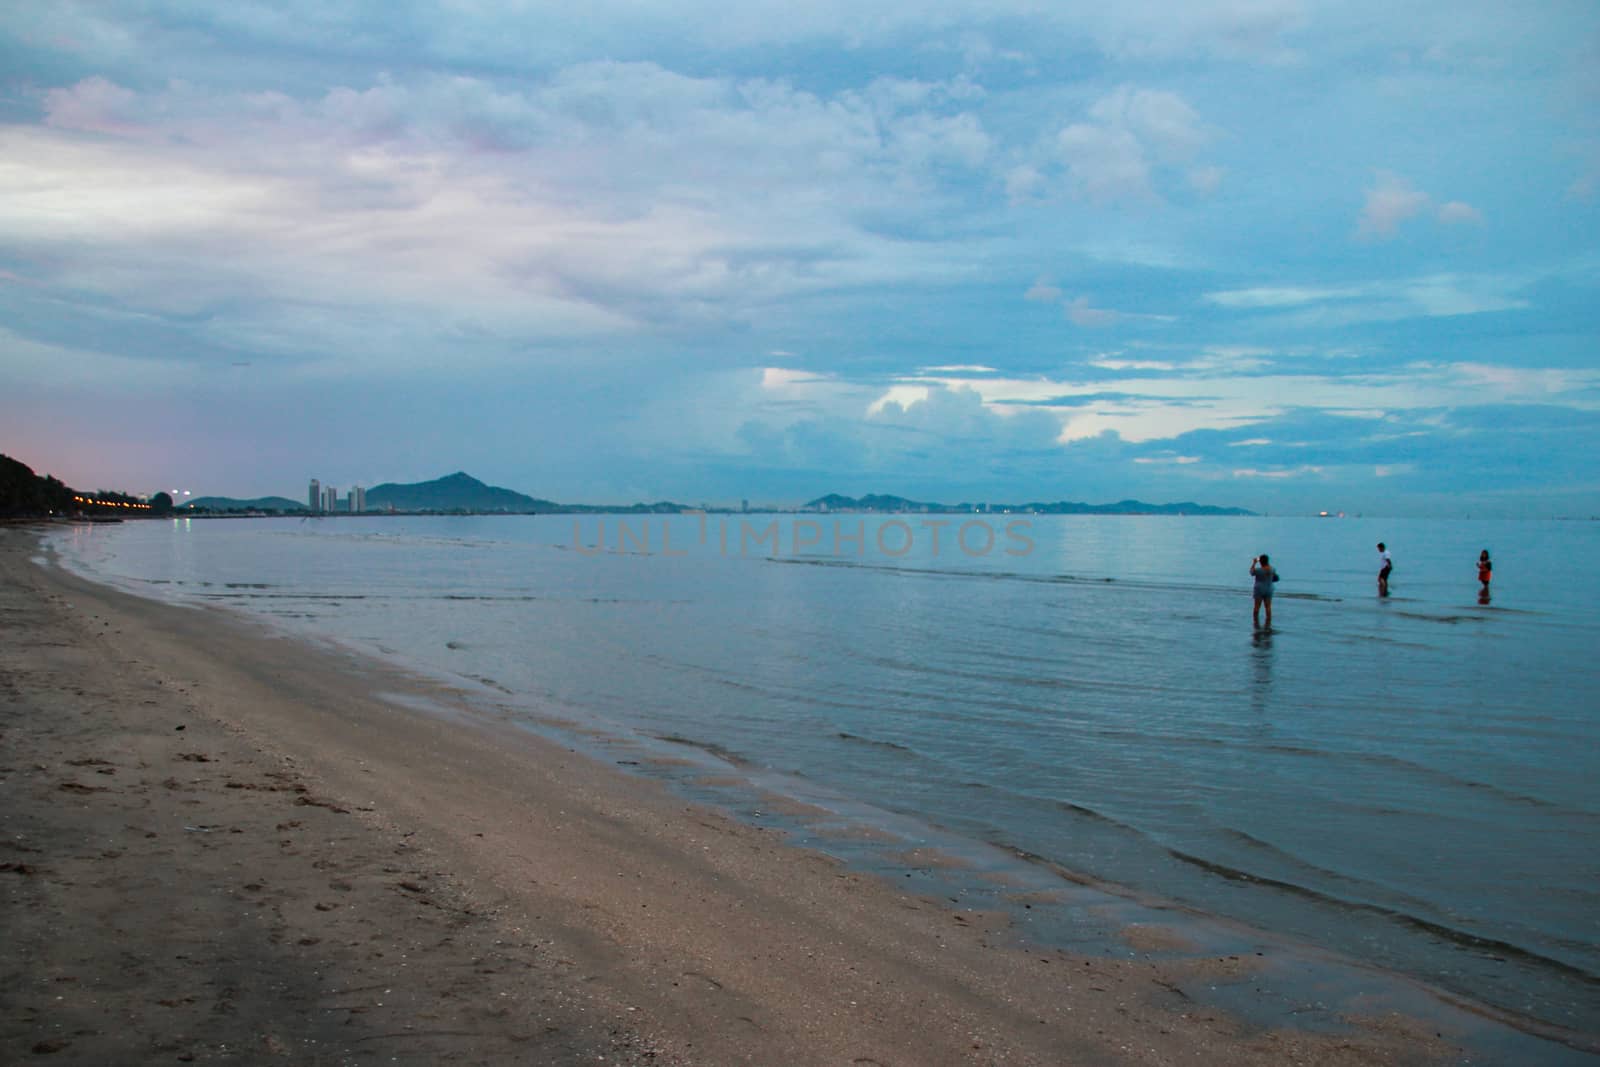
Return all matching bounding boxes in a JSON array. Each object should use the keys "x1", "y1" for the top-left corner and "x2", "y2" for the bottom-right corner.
[
  {"x1": 307, "y1": 478, "x2": 367, "y2": 513},
  {"x1": 2, "y1": 3, "x2": 1597, "y2": 517}
]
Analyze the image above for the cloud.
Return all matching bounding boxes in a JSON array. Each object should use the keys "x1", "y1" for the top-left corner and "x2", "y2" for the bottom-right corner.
[
  {"x1": 0, "y1": 325, "x2": 196, "y2": 389},
  {"x1": 1188, "y1": 346, "x2": 1274, "y2": 372},
  {"x1": 1090, "y1": 357, "x2": 1179, "y2": 371},
  {"x1": 1, "y1": 68, "x2": 1013, "y2": 379},
  {"x1": 760, "y1": 367, "x2": 830, "y2": 389},
  {"x1": 866, "y1": 384, "x2": 934, "y2": 416},
  {"x1": 1066, "y1": 295, "x2": 1124, "y2": 327},
  {"x1": 1056, "y1": 121, "x2": 1152, "y2": 203},
  {"x1": 4, "y1": 2, "x2": 1597, "y2": 516},
  {"x1": 1436, "y1": 200, "x2": 1483, "y2": 225},
  {"x1": 1570, "y1": 141, "x2": 1600, "y2": 200},
  {"x1": 1357, "y1": 171, "x2": 1431, "y2": 239},
  {"x1": 1088, "y1": 86, "x2": 1209, "y2": 162},
  {"x1": 873, "y1": 353, "x2": 1600, "y2": 458},
  {"x1": 0, "y1": 2, "x2": 1317, "y2": 91},
  {"x1": 1203, "y1": 272, "x2": 1530, "y2": 323},
  {"x1": 42, "y1": 76, "x2": 143, "y2": 136},
  {"x1": 1188, "y1": 164, "x2": 1225, "y2": 195},
  {"x1": 1025, "y1": 277, "x2": 1136, "y2": 327},
  {"x1": 1024, "y1": 278, "x2": 1064, "y2": 303},
  {"x1": 1205, "y1": 285, "x2": 1362, "y2": 309},
  {"x1": 1078, "y1": 0, "x2": 1307, "y2": 64},
  {"x1": 1004, "y1": 164, "x2": 1046, "y2": 203},
  {"x1": 1352, "y1": 178, "x2": 1480, "y2": 241},
  {"x1": 1446, "y1": 362, "x2": 1597, "y2": 396},
  {"x1": 1137, "y1": 402, "x2": 1600, "y2": 490},
  {"x1": 1046, "y1": 86, "x2": 1215, "y2": 204},
  {"x1": 736, "y1": 381, "x2": 1068, "y2": 492},
  {"x1": 1231, "y1": 465, "x2": 1324, "y2": 479},
  {"x1": 1398, "y1": 276, "x2": 1527, "y2": 317}
]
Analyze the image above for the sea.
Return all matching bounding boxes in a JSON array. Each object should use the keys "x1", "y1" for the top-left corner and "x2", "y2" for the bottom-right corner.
[{"x1": 47, "y1": 513, "x2": 1600, "y2": 1058}]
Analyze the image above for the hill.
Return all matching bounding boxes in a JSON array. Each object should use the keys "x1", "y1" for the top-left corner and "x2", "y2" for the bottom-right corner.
[
  {"x1": 1015, "y1": 498, "x2": 1254, "y2": 516},
  {"x1": 804, "y1": 492, "x2": 1253, "y2": 516},
  {"x1": 805, "y1": 493, "x2": 940, "y2": 513},
  {"x1": 184, "y1": 496, "x2": 307, "y2": 513},
  {"x1": 365, "y1": 472, "x2": 558, "y2": 513}
]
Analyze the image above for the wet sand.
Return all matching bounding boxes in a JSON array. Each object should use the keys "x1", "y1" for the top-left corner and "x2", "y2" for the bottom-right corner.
[{"x1": 0, "y1": 527, "x2": 1455, "y2": 1065}]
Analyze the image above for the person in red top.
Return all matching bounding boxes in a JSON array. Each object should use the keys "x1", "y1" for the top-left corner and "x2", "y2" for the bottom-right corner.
[{"x1": 1478, "y1": 550, "x2": 1492, "y2": 592}]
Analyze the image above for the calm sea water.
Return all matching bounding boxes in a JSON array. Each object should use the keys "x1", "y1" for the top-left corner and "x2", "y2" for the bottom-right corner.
[{"x1": 50, "y1": 514, "x2": 1600, "y2": 1046}]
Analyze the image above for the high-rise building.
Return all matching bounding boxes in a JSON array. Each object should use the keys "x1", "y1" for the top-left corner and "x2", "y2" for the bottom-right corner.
[
  {"x1": 309, "y1": 478, "x2": 321, "y2": 511},
  {"x1": 349, "y1": 486, "x2": 366, "y2": 513},
  {"x1": 323, "y1": 485, "x2": 338, "y2": 512}
]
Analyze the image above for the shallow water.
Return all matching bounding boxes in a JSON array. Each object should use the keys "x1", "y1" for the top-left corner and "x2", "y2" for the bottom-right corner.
[{"x1": 51, "y1": 513, "x2": 1600, "y2": 1045}]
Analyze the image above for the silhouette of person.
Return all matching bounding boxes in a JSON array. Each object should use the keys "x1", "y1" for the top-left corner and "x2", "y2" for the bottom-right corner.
[{"x1": 1251, "y1": 553, "x2": 1279, "y2": 628}]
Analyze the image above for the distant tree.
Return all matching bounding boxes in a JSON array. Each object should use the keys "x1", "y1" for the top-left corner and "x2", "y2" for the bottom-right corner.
[
  {"x1": 150, "y1": 492, "x2": 174, "y2": 515},
  {"x1": 0, "y1": 454, "x2": 76, "y2": 517}
]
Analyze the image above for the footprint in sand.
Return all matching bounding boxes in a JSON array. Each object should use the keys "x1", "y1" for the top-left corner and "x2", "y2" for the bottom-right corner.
[{"x1": 680, "y1": 971, "x2": 723, "y2": 990}]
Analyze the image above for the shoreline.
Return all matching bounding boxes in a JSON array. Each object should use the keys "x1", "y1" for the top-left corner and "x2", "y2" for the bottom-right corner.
[{"x1": 0, "y1": 527, "x2": 1576, "y2": 1064}]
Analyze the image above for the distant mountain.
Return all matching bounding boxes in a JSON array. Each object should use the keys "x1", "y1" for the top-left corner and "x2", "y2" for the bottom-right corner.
[
  {"x1": 1015, "y1": 499, "x2": 1255, "y2": 516},
  {"x1": 365, "y1": 472, "x2": 558, "y2": 513},
  {"x1": 561, "y1": 500, "x2": 695, "y2": 514},
  {"x1": 185, "y1": 495, "x2": 307, "y2": 513},
  {"x1": 175, "y1": 479, "x2": 1247, "y2": 517},
  {"x1": 804, "y1": 493, "x2": 1253, "y2": 516},
  {"x1": 806, "y1": 493, "x2": 941, "y2": 512}
]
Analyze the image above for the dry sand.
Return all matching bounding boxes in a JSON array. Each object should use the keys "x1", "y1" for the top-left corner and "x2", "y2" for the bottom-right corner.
[{"x1": 0, "y1": 527, "x2": 1456, "y2": 1065}]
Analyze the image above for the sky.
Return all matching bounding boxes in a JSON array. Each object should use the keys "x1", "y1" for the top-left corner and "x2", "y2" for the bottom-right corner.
[{"x1": 1, "y1": 2, "x2": 1597, "y2": 516}]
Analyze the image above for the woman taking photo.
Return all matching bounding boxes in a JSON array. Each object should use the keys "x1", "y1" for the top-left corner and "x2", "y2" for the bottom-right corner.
[{"x1": 1250, "y1": 553, "x2": 1280, "y2": 628}]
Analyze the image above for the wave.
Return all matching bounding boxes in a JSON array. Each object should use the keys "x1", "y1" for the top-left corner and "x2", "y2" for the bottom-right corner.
[
  {"x1": 1211, "y1": 827, "x2": 1436, "y2": 912},
  {"x1": 769, "y1": 556, "x2": 1338, "y2": 599},
  {"x1": 1394, "y1": 610, "x2": 1491, "y2": 625},
  {"x1": 1054, "y1": 799, "x2": 1145, "y2": 835},
  {"x1": 197, "y1": 592, "x2": 374, "y2": 600},
  {"x1": 1163, "y1": 846, "x2": 1600, "y2": 991},
  {"x1": 1257, "y1": 744, "x2": 1582, "y2": 814},
  {"x1": 986, "y1": 840, "x2": 1102, "y2": 889},
  {"x1": 655, "y1": 732, "x2": 751, "y2": 768},
  {"x1": 192, "y1": 590, "x2": 665, "y2": 606},
  {"x1": 268, "y1": 530, "x2": 498, "y2": 549},
  {"x1": 836, "y1": 732, "x2": 915, "y2": 754}
]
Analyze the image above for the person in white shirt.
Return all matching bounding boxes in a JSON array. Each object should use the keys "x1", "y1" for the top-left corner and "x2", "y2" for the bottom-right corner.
[
  {"x1": 1250, "y1": 553, "x2": 1280, "y2": 628},
  {"x1": 1377, "y1": 542, "x2": 1392, "y2": 597}
]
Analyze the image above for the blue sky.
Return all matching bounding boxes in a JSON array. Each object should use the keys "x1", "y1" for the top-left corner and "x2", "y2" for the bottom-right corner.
[{"x1": 1, "y1": 2, "x2": 1596, "y2": 515}]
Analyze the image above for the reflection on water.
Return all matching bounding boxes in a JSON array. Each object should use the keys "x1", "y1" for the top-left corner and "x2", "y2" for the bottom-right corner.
[
  {"x1": 1249, "y1": 627, "x2": 1273, "y2": 722},
  {"x1": 52, "y1": 513, "x2": 1600, "y2": 1041}
]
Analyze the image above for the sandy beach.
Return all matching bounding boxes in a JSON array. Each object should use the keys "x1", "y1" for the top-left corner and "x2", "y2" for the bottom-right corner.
[{"x1": 0, "y1": 526, "x2": 1460, "y2": 1065}]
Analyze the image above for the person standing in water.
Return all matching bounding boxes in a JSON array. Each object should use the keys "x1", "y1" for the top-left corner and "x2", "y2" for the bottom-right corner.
[
  {"x1": 1377, "y1": 542, "x2": 1393, "y2": 597},
  {"x1": 1478, "y1": 550, "x2": 1493, "y2": 597},
  {"x1": 1251, "y1": 553, "x2": 1279, "y2": 628}
]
